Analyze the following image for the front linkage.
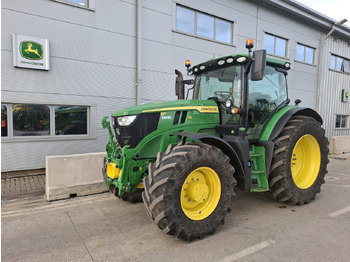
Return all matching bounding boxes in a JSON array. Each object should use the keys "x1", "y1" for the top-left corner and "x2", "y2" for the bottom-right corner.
[{"x1": 102, "y1": 116, "x2": 149, "y2": 199}]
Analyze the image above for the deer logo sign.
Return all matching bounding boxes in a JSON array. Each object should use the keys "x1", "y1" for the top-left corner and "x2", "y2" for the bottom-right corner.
[{"x1": 20, "y1": 41, "x2": 43, "y2": 60}]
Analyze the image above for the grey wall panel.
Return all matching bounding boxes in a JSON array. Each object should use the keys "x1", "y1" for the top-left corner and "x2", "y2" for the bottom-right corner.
[
  {"x1": 288, "y1": 88, "x2": 317, "y2": 109},
  {"x1": 141, "y1": 70, "x2": 176, "y2": 102},
  {"x1": 142, "y1": 40, "x2": 173, "y2": 73},
  {"x1": 142, "y1": 5, "x2": 172, "y2": 44},
  {"x1": 2, "y1": 0, "x2": 136, "y2": 37},
  {"x1": 2, "y1": 9, "x2": 136, "y2": 69},
  {"x1": 143, "y1": 0, "x2": 172, "y2": 15},
  {"x1": 2, "y1": 52, "x2": 136, "y2": 100}
]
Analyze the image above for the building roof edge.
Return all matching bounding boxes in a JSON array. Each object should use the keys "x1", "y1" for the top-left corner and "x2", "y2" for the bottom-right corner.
[{"x1": 249, "y1": 0, "x2": 350, "y2": 41}]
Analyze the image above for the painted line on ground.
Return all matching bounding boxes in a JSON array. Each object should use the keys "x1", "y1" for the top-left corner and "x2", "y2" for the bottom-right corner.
[
  {"x1": 327, "y1": 172, "x2": 350, "y2": 177},
  {"x1": 2, "y1": 194, "x2": 112, "y2": 218},
  {"x1": 329, "y1": 205, "x2": 350, "y2": 217},
  {"x1": 218, "y1": 240, "x2": 275, "y2": 262},
  {"x1": 324, "y1": 184, "x2": 350, "y2": 188}
]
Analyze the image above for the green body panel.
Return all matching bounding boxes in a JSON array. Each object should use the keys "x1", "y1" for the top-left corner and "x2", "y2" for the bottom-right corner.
[
  {"x1": 259, "y1": 105, "x2": 298, "y2": 141},
  {"x1": 103, "y1": 99, "x2": 220, "y2": 196},
  {"x1": 249, "y1": 145, "x2": 269, "y2": 192}
]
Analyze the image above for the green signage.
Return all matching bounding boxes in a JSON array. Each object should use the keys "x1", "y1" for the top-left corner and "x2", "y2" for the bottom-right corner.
[
  {"x1": 20, "y1": 41, "x2": 43, "y2": 60},
  {"x1": 341, "y1": 89, "x2": 349, "y2": 102}
]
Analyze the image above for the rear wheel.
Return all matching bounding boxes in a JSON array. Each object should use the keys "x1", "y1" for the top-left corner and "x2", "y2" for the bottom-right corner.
[
  {"x1": 268, "y1": 116, "x2": 329, "y2": 205},
  {"x1": 142, "y1": 142, "x2": 236, "y2": 241}
]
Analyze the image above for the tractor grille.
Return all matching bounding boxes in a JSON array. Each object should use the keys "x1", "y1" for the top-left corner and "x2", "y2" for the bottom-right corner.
[{"x1": 113, "y1": 113, "x2": 160, "y2": 149}]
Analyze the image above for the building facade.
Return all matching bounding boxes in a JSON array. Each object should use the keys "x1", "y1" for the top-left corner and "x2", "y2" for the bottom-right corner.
[{"x1": 1, "y1": 0, "x2": 350, "y2": 172}]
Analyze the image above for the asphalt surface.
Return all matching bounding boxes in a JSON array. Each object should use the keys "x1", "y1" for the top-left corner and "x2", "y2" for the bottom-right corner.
[{"x1": 2, "y1": 159, "x2": 350, "y2": 262}]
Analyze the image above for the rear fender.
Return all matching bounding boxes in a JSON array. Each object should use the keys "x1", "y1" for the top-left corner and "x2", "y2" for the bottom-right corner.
[{"x1": 266, "y1": 107, "x2": 322, "y2": 142}]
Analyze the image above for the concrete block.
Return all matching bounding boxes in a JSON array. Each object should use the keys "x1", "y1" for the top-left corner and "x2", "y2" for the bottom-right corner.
[
  {"x1": 46, "y1": 152, "x2": 108, "y2": 201},
  {"x1": 329, "y1": 136, "x2": 350, "y2": 155}
]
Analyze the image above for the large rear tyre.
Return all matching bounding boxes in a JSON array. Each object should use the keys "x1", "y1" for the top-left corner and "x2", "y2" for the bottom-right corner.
[
  {"x1": 142, "y1": 142, "x2": 236, "y2": 241},
  {"x1": 102, "y1": 157, "x2": 143, "y2": 203},
  {"x1": 268, "y1": 116, "x2": 329, "y2": 205}
]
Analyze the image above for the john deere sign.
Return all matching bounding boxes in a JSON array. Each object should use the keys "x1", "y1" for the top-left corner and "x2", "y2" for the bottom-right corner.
[
  {"x1": 20, "y1": 41, "x2": 43, "y2": 60},
  {"x1": 13, "y1": 34, "x2": 50, "y2": 70}
]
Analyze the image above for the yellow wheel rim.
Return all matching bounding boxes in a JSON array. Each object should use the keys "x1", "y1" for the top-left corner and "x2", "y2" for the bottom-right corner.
[
  {"x1": 291, "y1": 134, "x2": 321, "y2": 189},
  {"x1": 180, "y1": 167, "x2": 221, "y2": 220}
]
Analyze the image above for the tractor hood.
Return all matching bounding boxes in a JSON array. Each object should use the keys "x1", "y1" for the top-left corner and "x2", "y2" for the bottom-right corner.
[{"x1": 111, "y1": 99, "x2": 219, "y2": 117}]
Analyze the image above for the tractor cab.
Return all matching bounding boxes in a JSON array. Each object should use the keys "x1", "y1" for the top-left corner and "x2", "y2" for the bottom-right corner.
[{"x1": 178, "y1": 39, "x2": 291, "y2": 140}]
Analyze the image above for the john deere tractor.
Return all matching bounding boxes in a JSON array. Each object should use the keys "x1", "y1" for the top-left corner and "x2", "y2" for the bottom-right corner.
[{"x1": 102, "y1": 40, "x2": 328, "y2": 241}]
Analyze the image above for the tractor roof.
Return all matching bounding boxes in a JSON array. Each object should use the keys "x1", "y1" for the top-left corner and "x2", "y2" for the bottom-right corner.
[{"x1": 189, "y1": 53, "x2": 290, "y2": 75}]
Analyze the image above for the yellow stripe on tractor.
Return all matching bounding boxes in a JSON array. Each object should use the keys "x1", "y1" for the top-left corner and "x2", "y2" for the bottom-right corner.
[{"x1": 142, "y1": 106, "x2": 219, "y2": 113}]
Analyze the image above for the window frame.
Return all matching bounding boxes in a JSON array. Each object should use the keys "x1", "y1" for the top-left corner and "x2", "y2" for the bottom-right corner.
[
  {"x1": 175, "y1": 5, "x2": 234, "y2": 45},
  {"x1": 330, "y1": 54, "x2": 350, "y2": 74},
  {"x1": 1, "y1": 103, "x2": 95, "y2": 142},
  {"x1": 264, "y1": 33, "x2": 288, "y2": 58},
  {"x1": 335, "y1": 114, "x2": 349, "y2": 129},
  {"x1": 50, "y1": 0, "x2": 95, "y2": 10},
  {"x1": 296, "y1": 43, "x2": 315, "y2": 65},
  {"x1": 1, "y1": 104, "x2": 9, "y2": 138}
]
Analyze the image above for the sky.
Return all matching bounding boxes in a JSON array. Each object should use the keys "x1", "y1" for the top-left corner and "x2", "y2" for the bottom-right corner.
[{"x1": 297, "y1": 0, "x2": 350, "y2": 26}]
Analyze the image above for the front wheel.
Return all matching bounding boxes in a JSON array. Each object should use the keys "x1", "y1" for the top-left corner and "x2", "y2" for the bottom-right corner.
[
  {"x1": 268, "y1": 116, "x2": 329, "y2": 205},
  {"x1": 142, "y1": 142, "x2": 236, "y2": 241}
]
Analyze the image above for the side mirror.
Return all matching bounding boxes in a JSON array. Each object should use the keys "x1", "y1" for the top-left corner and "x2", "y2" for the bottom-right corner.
[{"x1": 251, "y1": 49, "x2": 266, "y2": 81}]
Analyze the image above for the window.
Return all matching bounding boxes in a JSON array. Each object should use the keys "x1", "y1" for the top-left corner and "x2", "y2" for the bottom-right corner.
[
  {"x1": 13, "y1": 104, "x2": 50, "y2": 136},
  {"x1": 55, "y1": 106, "x2": 88, "y2": 135},
  {"x1": 247, "y1": 65, "x2": 288, "y2": 139},
  {"x1": 1, "y1": 103, "x2": 90, "y2": 139},
  {"x1": 197, "y1": 13, "x2": 214, "y2": 39},
  {"x1": 176, "y1": 5, "x2": 233, "y2": 44},
  {"x1": 336, "y1": 115, "x2": 348, "y2": 128},
  {"x1": 264, "y1": 33, "x2": 287, "y2": 57},
  {"x1": 249, "y1": 65, "x2": 288, "y2": 112},
  {"x1": 52, "y1": 0, "x2": 90, "y2": 8},
  {"x1": 1, "y1": 104, "x2": 8, "y2": 137},
  {"x1": 63, "y1": 0, "x2": 88, "y2": 7},
  {"x1": 330, "y1": 54, "x2": 350, "y2": 73},
  {"x1": 296, "y1": 43, "x2": 315, "y2": 64}
]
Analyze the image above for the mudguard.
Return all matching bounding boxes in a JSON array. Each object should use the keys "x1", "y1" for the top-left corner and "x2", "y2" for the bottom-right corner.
[{"x1": 262, "y1": 107, "x2": 322, "y2": 142}]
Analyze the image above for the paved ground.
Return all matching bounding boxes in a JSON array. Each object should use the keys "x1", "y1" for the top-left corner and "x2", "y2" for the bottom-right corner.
[
  {"x1": 1, "y1": 174, "x2": 45, "y2": 200},
  {"x1": 2, "y1": 158, "x2": 350, "y2": 262}
]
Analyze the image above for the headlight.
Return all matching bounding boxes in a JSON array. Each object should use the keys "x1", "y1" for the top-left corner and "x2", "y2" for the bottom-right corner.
[
  {"x1": 225, "y1": 99, "x2": 233, "y2": 108},
  {"x1": 117, "y1": 115, "x2": 137, "y2": 126}
]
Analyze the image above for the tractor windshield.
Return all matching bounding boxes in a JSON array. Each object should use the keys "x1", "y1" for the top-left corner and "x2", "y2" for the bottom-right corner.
[{"x1": 193, "y1": 65, "x2": 242, "y2": 108}]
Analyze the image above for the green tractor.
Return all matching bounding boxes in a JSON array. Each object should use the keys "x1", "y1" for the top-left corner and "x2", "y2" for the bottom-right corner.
[{"x1": 102, "y1": 40, "x2": 328, "y2": 241}]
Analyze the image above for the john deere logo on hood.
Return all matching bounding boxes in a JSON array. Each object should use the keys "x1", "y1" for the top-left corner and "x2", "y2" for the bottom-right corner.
[{"x1": 20, "y1": 41, "x2": 43, "y2": 60}]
